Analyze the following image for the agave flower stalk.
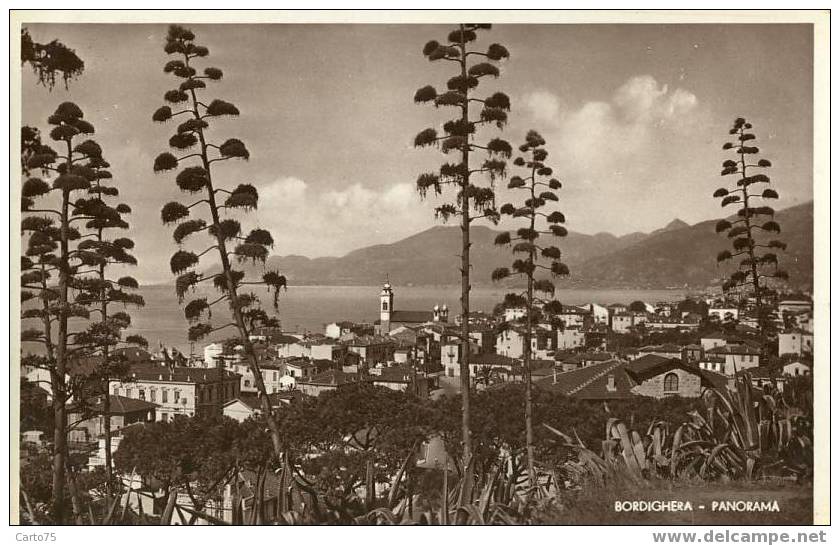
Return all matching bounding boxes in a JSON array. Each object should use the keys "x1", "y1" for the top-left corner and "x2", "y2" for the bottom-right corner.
[
  {"x1": 20, "y1": 102, "x2": 102, "y2": 522},
  {"x1": 71, "y1": 143, "x2": 146, "y2": 492},
  {"x1": 491, "y1": 130, "x2": 569, "y2": 486},
  {"x1": 413, "y1": 23, "x2": 512, "y2": 468},
  {"x1": 713, "y1": 117, "x2": 787, "y2": 338},
  {"x1": 152, "y1": 25, "x2": 287, "y2": 459}
]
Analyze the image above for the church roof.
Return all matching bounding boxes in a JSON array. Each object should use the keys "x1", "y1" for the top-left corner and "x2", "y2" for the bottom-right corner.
[{"x1": 389, "y1": 310, "x2": 434, "y2": 323}]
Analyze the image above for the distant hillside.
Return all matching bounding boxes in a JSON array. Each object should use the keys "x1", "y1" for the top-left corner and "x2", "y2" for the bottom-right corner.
[
  {"x1": 253, "y1": 224, "x2": 644, "y2": 287},
  {"x1": 212, "y1": 201, "x2": 813, "y2": 289},
  {"x1": 575, "y1": 202, "x2": 813, "y2": 289}
]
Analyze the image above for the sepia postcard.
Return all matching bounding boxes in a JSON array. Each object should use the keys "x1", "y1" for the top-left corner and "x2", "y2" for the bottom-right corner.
[{"x1": 9, "y1": 9, "x2": 830, "y2": 532}]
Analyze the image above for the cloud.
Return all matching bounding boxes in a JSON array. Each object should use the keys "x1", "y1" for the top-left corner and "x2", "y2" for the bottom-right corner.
[
  {"x1": 515, "y1": 75, "x2": 704, "y2": 234},
  {"x1": 252, "y1": 178, "x2": 436, "y2": 256},
  {"x1": 523, "y1": 90, "x2": 563, "y2": 126}
]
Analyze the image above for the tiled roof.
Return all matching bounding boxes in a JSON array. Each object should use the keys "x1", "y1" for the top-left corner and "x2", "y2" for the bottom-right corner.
[
  {"x1": 274, "y1": 334, "x2": 303, "y2": 345},
  {"x1": 123, "y1": 364, "x2": 240, "y2": 384},
  {"x1": 230, "y1": 391, "x2": 305, "y2": 411},
  {"x1": 303, "y1": 369, "x2": 360, "y2": 386},
  {"x1": 699, "y1": 370, "x2": 730, "y2": 390},
  {"x1": 538, "y1": 356, "x2": 721, "y2": 400},
  {"x1": 707, "y1": 344, "x2": 761, "y2": 355},
  {"x1": 347, "y1": 334, "x2": 395, "y2": 347},
  {"x1": 536, "y1": 359, "x2": 633, "y2": 400},
  {"x1": 70, "y1": 394, "x2": 157, "y2": 415},
  {"x1": 639, "y1": 343, "x2": 682, "y2": 353},
  {"x1": 625, "y1": 354, "x2": 674, "y2": 375},
  {"x1": 390, "y1": 310, "x2": 434, "y2": 323}
]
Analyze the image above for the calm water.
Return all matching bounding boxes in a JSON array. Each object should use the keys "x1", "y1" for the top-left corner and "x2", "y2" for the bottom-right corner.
[{"x1": 23, "y1": 284, "x2": 688, "y2": 355}]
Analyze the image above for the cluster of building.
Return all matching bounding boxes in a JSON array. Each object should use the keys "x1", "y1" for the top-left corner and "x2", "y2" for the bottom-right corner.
[{"x1": 20, "y1": 282, "x2": 814, "y2": 474}]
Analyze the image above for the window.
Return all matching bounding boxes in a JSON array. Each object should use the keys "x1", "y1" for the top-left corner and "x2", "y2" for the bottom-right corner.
[
  {"x1": 150, "y1": 389, "x2": 156, "y2": 402},
  {"x1": 161, "y1": 413, "x2": 169, "y2": 423},
  {"x1": 244, "y1": 379, "x2": 250, "y2": 387},
  {"x1": 382, "y1": 301, "x2": 388, "y2": 311},
  {"x1": 113, "y1": 386, "x2": 120, "y2": 396},
  {"x1": 162, "y1": 389, "x2": 168, "y2": 403},
  {"x1": 126, "y1": 388, "x2": 134, "y2": 398},
  {"x1": 663, "y1": 373, "x2": 679, "y2": 393},
  {"x1": 174, "y1": 390, "x2": 180, "y2": 403},
  {"x1": 138, "y1": 389, "x2": 146, "y2": 400}
]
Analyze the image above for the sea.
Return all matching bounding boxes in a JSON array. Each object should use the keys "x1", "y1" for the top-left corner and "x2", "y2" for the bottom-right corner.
[{"x1": 22, "y1": 284, "x2": 689, "y2": 356}]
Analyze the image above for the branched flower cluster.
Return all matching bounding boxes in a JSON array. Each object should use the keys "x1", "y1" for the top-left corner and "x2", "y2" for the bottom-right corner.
[
  {"x1": 492, "y1": 130, "x2": 569, "y2": 297},
  {"x1": 413, "y1": 24, "x2": 511, "y2": 224},
  {"x1": 713, "y1": 117, "x2": 787, "y2": 333},
  {"x1": 153, "y1": 25, "x2": 287, "y2": 343}
]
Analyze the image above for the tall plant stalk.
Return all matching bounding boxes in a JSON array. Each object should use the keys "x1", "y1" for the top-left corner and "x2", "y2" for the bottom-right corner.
[
  {"x1": 492, "y1": 130, "x2": 568, "y2": 486},
  {"x1": 153, "y1": 25, "x2": 287, "y2": 459},
  {"x1": 714, "y1": 117, "x2": 788, "y2": 340},
  {"x1": 21, "y1": 102, "x2": 101, "y2": 522},
  {"x1": 72, "y1": 144, "x2": 146, "y2": 491},
  {"x1": 414, "y1": 24, "x2": 511, "y2": 468}
]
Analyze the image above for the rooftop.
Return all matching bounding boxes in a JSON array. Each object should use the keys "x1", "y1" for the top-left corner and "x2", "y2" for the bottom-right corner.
[
  {"x1": 303, "y1": 369, "x2": 361, "y2": 387},
  {"x1": 537, "y1": 356, "x2": 725, "y2": 400},
  {"x1": 70, "y1": 394, "x2": 158, "y2": 415},
  {"x1": 119, "y1": 363, "x2": 240, "y2": 384},
  {"x1": 707, "y1": 344, "x2": 761, "y2": 356},
  {"x1": 390, "y1": 310, "x2": 435, "y2": 323}
]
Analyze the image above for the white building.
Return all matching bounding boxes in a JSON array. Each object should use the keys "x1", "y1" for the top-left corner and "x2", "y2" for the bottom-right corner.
[
  {"x1": 557, "y1": 307, "x2": 589, "y2": 328},
  {"x1": 496, "y1": 328, "x2": 526, "y2": 359},
  {"x1": 109, "y1": 364, "x2": 241, "y2": 421},
  {"x1": 610, "y1": 313, "x2": 635, "y2": 333},
  {"x1": 440, "y1": 340, "x2": 479, "y2": 377},
  {"x1": 700, "y1": 335, "x2": 727, "y2": 352},
  {"x1": 782, "y1": 360, "x2": 812, "y2": 377},
  {"x1": 705, "y1": 344, "x2": 761, "y2": 376},
  {"x1": 325, "y1": 321, "x2": 354, "y2": 339},
  {"x1": 590, "y1": 303, "x2": 609, "y2": 325},
  {"x1": 778, "y1": 330, "x2": 814, "y2": 357},
  {"x1": 556, "y1": 327, "x2": 585, "y2": 350}
]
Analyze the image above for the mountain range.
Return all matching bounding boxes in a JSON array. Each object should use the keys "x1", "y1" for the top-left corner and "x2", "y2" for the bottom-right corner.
[{"x1": 226, "y1": 201, "x2": 813, "y2": 290}]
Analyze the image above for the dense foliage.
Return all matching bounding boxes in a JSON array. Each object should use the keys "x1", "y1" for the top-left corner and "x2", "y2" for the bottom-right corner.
[{"x1": 21, "y1": 28, "x2": 85, "y2": 90}]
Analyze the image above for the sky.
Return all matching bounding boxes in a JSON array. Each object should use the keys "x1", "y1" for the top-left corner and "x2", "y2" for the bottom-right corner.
[{"x1": 20, "y1": 23, "x2": 814, "y2": 284}]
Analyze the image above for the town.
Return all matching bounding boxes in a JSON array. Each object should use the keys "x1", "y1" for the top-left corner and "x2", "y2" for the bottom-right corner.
[{"x1": 21, "y1": 281, "x2": 814, "y2": 478}]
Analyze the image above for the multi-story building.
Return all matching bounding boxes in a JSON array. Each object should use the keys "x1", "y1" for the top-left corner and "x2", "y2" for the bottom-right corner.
[
  {"x1": 704, "y1": 344, "x2": 761, "y2": 376},
  {"x1": 346, "y1": 336, "x2": 395, "y2": 364},
  {"x1": 440, "y1": 340, "x2": 480, "y2": 376},
  {"x1": 610, "y1": 312, "x2": 635, "y2": 333},
  {"x1": 67, "y1": 394, "x2": 157, "y2": 444},
  {"x1": 557, "y1": 307, "x2": 590, "y2": 329},
  {"x1": 778, "y1": 329, "x2": 814, "y2": 357},
  {"x1": 590, "y1": 303, "x2": 610, "y2": 325},
  {"x1": 109, "y1": 363, "x2": 241, "y2": 421},
  {"x1": 496, "y1": 327, "x2": 526, "y2": 359},
  {"x1": 556, "y1": 327, "x2": 585, "y2": 350}
]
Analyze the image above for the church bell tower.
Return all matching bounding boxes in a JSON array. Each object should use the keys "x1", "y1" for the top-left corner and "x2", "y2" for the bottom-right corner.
[{"x1": 380, "y1": 280, "x2": 394, "y2": 331}]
